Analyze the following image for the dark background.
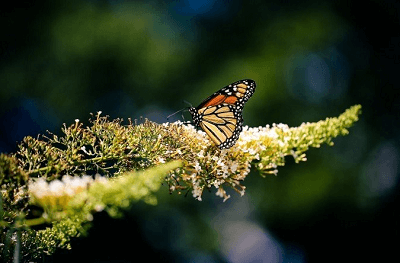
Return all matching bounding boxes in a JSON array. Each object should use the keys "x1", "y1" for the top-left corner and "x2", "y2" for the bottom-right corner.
[{"x1": 1, "y1": 0, "x2": 399, "y2": 262}]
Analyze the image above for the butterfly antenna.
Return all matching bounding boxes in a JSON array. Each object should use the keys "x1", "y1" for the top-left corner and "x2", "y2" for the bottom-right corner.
[
  {"x1": 183, "y1": 100, "x2": 193, "y2": 107},
  {"x1": 166, "y1": 108, "x2": 187, "y2": 120}
]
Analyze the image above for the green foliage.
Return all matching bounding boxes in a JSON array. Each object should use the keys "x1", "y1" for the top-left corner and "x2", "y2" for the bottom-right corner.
[
  {"x1": 1, "y1": 161, "x2": 182, "y2": 262},
  {"x1": 72, "y1": 160, "x2": 183, "y2": 218},
  {"x1": 0, "y1": 154, "x2": 29, "y2": 225},
  {"x1": 0, "y1": 105, "x2": 361, "y2": 262},
  {"x1": 21, "y1": 216, "x2": 84, "y2": 259},
  {"x1": 20, "y1": 161, "x2": 181, "y2": 261},
  {"x1": 17, "y1": 113, "x2": 181, "y2": 179}
]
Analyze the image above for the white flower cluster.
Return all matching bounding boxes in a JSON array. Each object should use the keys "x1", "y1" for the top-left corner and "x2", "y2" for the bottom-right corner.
[
  {"x1": 180, "y1": 122, "x2": 211, "y2": 147},
  {"x1": 165, "y1": 121, "x2": 295, "y2": 201},
  {"x1": 237, "y1": 124, "x2": 292, "y2": 174},
  {"x1": 175, "y1": 123, "x2": 246, "y2": 201},
  {"x1": 238, "y1": 124, "x2": 289, "y2": 150},
  {"x1": 29, "y1": 175, "x2": 94, "y2": 199},
  {"x1": 28, "y1": 175, "x2": 104, "y2": 208}
]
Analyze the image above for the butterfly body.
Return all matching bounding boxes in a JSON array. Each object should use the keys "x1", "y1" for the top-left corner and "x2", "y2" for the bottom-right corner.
[{"x1": 189, "y1": 79, "x2": 256, "y2": 149}]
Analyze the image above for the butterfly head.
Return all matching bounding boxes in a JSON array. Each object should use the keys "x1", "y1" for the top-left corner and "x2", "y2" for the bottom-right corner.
[
  {"x1": 188, "y1": 107, "x2": 195, "y2": 114},
  {"x1": 188, "y1": 107, "x2": 201, "y2": 126}
]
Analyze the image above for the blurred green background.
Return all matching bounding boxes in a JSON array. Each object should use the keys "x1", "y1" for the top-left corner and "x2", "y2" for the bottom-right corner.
[{"x1": 1, "y1": 0, "x2": 399, "y2": 262}]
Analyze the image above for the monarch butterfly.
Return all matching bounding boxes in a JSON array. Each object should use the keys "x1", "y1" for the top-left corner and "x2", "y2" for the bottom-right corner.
[{"x1": 188, "y1": 79, "x2": 256, "y2": 149}]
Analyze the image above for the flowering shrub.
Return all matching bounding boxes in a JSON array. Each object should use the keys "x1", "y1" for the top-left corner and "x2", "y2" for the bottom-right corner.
[
  {"x1": 164, "y1": 104, "x2": 362, "y2": 201},
  {"x1": 0, "y1": 105, "x2": 361, "y2": 262}
]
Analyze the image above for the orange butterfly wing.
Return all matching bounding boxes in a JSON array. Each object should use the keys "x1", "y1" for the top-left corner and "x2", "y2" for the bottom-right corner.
[{"x1": 189, "y1": 79, "x2": 256, "y2": 149}]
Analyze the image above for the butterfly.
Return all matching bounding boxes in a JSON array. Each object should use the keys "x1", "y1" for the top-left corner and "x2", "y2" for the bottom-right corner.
[{"x1": 188, "y1": 79, "x2": 256, "y2": 149}]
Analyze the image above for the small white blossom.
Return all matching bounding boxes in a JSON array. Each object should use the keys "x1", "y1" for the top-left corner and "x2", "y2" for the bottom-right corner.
[
  {"x1": 194, "y1": 161, "x2": 201, "y2": 173},
  {"x1": 239, "y1": 186, "x2": 246, "y2": 196},
  {"x1": 197, "y1": 150, "x2": 205, "y2": 158},
  {"x1": 266, "y1": 129, "x2": 279, "y2": 139},
  {"x1": 216, "y1": 159, "x2": 225, "y2": 167},
  {"x1": 215, "y1": 188, "x2": 230, "y2": 202},
  {"x1": 230, "y1": 162, "x2": 238, "y2": 173},
  {"x1": 48, "y1": 180, "x2": 65, "y2": 196},
  {"x1": 94, "y1": 204, "x2": 105, "y2": 212}
]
